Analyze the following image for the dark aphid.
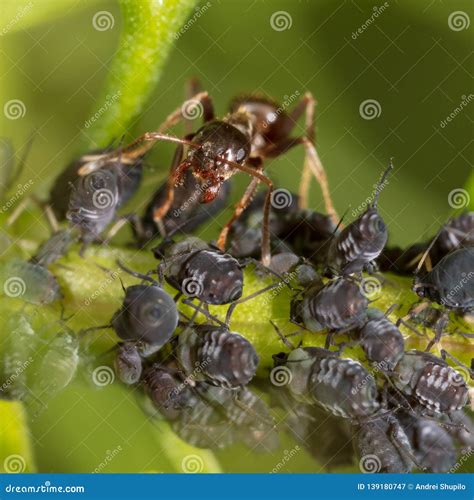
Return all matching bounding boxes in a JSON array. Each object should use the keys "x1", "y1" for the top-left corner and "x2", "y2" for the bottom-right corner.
[
  {"x1": 442, "y1": 409, "x2": 474, "y2": 452},
  {"x1": 0, "y1": 258, "x2": 61, "y2": 304},
  {"x1": 157, "y1": 237, "x2": 243, "y2": 305},
  {"x1": 413, "y1": 247, "x2": 474, "y2": 312},
  {"x1": 292, "y1": 277, "x2": 369, "y2": 332},
  {"x1": 49, "y1": 150, "x2": 143, "y2": 223},
  {"x1": 356, "y1": 412, "x2": 416, "y2": 473},
  {"x1": 398, "y1": 412, "x2": 457, "y2": 473},
  {"x1": 111, "y1": 284, "x2": 178, "y2": 347},
  {"x1": 78, "y1": 88, "x2": 338, "y2": 265},
  {"x1": 437, "y1": 212, "x2": 474, "y2": 255},
  {"x1": 143, "y1": 364, "x2": 196, "y2": 420},
  {"x1": 114, "y1": 342, "x2": 142, "y2": 385},
  {"x1": 357, "y1": 308, "x2": 405, "y2": 371},
  {"x1": 392, "y1": 350, "x2": 469, "y2": 414},
  {"x1": 278, "y1": 347, "x2": 380, "y2": 419},
  {"x1": 29, "y1": 229, "x2": 75, "y2": 266},
  {"x1": 326, "y1": 162, "x2": 393, "y2": 276},
  {"x1": 177, "y1": 324, "x2": 259, "y2": 388},
  {"x1": 136, "y1": 168, "x2": 231, "y2": 245}
]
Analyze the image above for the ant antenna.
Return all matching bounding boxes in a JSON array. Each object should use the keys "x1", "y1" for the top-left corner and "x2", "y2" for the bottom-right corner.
[{"x1": 372, "y1": 157, "x2": 394, "y2": 209}]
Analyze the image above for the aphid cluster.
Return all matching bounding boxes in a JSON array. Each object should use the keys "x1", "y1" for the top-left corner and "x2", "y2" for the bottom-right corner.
[{"x1": 2, "y1": 82, "x2": 472, "y2": 473}]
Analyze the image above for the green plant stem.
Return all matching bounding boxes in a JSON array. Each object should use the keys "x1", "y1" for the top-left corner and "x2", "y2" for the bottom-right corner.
[{"x1": 83, "y1": 0, "x2": 198, "y2": 148}]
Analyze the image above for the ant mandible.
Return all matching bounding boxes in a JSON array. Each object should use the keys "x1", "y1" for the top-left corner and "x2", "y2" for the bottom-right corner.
[{"x1": 78, "y1": 80, "x2": 338, "y2": 266}]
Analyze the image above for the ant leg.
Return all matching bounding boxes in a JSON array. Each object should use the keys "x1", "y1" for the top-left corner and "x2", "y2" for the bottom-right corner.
[
  {"x1": 216, "y1": 175, "x2": 260, "y2": 252},
  {"x1": 216, "y1": 156, "x2": 274, "y2": 266}
]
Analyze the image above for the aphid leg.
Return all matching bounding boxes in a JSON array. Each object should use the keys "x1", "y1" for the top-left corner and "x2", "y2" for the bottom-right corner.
[
  {"x1": 387, "y1": 419, "x2": 425, "y2": 471},
  {"x1": 181, "y1": 298, "x2": 227, "y2": 328},
  {"x1": 102, "y1": 217, "x2": 130, "y2": 245},
  {"x1": 269, "y1": 320, "x2": 299, "y2": 350},
  {"x1": 425, "y1": 313, "x2": 448, "y2": 351},
  {"x1": 440, "y1": 349, "x2": 474, "y2": 379},
  {"x1": 116, "y1": 260, "x2": 158, "y2": 285},
  {"x1": 216, "y1": 156, "x2": 274, "y2": 266}
]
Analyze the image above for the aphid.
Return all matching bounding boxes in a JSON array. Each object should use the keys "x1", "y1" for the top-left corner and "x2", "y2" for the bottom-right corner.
[
  {"x1": 442, "y1": 409, "x2": 474, "y2": 452},
  {"x1": 413, "y1": 247, "x2": 474, "y2": 312},
  {"x1": 357, "y1": 308, "x2": 405, "y2": 372},
  {"x1": 0, "y1": 258, "x2": 61, "y2": 304},
  {"x1": 276, "y1": 347, "x2": 380, "y2": 419},
  {"x1": 143, "y1": 363, "x2": 196, "y2": 420},
  {"x1": 111, "y1": 282, "x2": 179, "y2": 347},
  {"x1": 29, "y1": 229, "x2": 75, "y2": 266},
  {"x1": 157, "y1": 237, "x2": 243, "y2": 305},
  {"x1": 392, "y1": 350, "x2": 470, "y2": 415},
  {"x1": 291, "y1": 277, "x2": 369, "y2": 333},
  {"x1": 1, "y1": 314, "x2": 37, "y2": 401},
  {"x1": 30, "y1": 330, "x2": 79, "y2": 399},
  {"x1": 436, "y1": 212, "x2": 474, "y2": 255},
  {"x1": 356, "y1": 412, "x2": 416, "y2": 473},
  {"x1": 49, "y1": 149, "x2": 143, "y2": 224},
  {"x1": 326, "y1": 161, "x2": 393, "y2": 276},
  {"x1": 114, "y1": 342, "x2": 143, "y2": 385},
  {"x1": 177, "y1": 324, "x2": 259, "y2": 388},
  {"x1": 78, "y1": 89, "x2": 338, "y2": 265},
  {"x1": 398, "y1": 412, "x2": 457, "y2": 473}
]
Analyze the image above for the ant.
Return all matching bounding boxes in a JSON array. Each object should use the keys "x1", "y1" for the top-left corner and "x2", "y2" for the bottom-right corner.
[{"x1": 77, "y1": 80, "x2": 338, "y2": 266}]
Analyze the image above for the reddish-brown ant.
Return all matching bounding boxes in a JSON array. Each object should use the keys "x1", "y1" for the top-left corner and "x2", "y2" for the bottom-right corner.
[{"x1": 78, "y1": 83, "x2": 338, "y2": 266}]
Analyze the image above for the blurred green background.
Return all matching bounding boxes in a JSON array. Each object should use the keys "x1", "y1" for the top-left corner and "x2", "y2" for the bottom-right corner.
[{"x1": 0, "y1": 0, "x2": 473, "y2": 474}]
